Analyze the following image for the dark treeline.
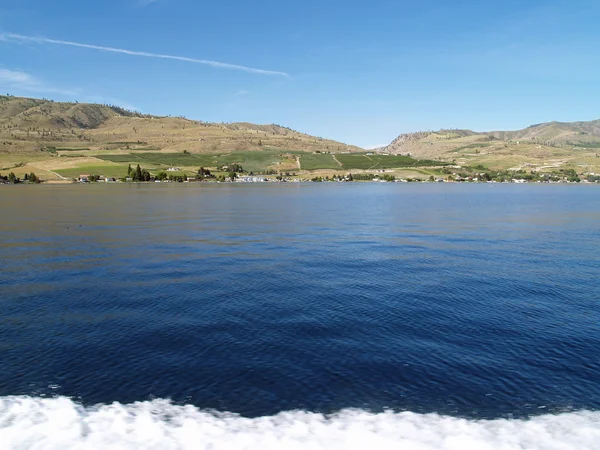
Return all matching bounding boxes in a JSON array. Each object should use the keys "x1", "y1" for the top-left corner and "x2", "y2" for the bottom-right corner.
[
  {"x1": 442, "y1": 166, "x2": 590, "y2": 183},
  {"x1": 0, "y1": 172, "x2": 40, "y2": 184},
  {"x1": 127, "y1": 164, "x2": 151, "y2": 182}
]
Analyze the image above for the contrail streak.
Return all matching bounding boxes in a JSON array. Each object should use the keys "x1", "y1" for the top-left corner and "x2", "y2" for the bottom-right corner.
[{"x1": 1, "y1": 33, "x2": 289, "y2": 77}]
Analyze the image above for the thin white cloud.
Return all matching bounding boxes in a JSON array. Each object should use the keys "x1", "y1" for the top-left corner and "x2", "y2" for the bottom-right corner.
[
  {"x1": 1, "y1": 33, "x2": 289, "y2": 77},
  {"x1": 0, "y1": 68, "x2": 36, "y2": 85},
  {"x1": 0, "y1": 68, "x2": 78, "y2": 95}
]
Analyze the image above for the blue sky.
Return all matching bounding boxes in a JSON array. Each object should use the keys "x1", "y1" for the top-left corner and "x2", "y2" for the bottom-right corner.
[{"x1": 1, "y1": 0, "x2": 599, "y2": 148}]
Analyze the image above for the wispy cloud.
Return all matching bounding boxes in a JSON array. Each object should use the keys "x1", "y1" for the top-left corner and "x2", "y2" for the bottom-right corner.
[
  {"x1": 0, "y1": 68, "x2": 78, "y2": 95},
  {"x1": 235, "y1": 90, "x2": 250, "y2": 96},
  {"x1": 1, "y1": 33, "x2": 289, "y2": 77},
  {"x1": 0, "y1": 69, "x2": 35, "y2": 85}
]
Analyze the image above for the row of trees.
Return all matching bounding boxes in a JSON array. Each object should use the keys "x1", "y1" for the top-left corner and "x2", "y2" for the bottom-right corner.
[
  {"x1": 348, "y1": 173, "x2": 396, "y2": 182},
  {"x1": 441, "y1": 166, "x2": 585, "y2": 183},
  {"x1": 127, "y1": 164, "x2": 152, "y2": 182},
  {"x1": 155, "y1": 171, "x2": 188, "y2": 182},
  {"x1": 196, "y1": 167, "x2": 214, "y2": 180},
  {"x1": 0, "y1": 172, "x2": 40, "y2": 184},
  {"x1": 217, "y1": 163, "x2": 244, "y2": 173},
  {"x1": 119, "y1": 164, "x2": 248, "y2": 183}
]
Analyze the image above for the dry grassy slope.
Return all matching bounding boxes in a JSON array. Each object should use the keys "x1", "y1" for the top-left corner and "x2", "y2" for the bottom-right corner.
[
  {"x1": 385, "y1": 120, "x2": 600, "y2": 157},
  {"x1": 493, "y1": 120, "x2": 600, "y2": 142},
  {"x1": 0, "y1": 95, "x2": 361, "y2": 155},
  {"x1": 86, "y1": 116, "x2": 360, "y2": 154},
  {"x1": 0, "y1": 96, "x2": 142, "y2": 131},
  {"x1": 382, "y1": 120, "x2": 600, "y2": 172}
]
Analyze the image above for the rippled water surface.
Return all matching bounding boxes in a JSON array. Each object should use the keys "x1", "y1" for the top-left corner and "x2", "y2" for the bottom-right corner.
[{"x1": 1, "y1": 184, "x2": 599, "y2": 434}]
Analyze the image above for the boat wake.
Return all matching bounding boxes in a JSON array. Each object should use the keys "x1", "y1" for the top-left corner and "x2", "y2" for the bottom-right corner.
[{"x1": 1, "y1": 396, "x2": 599, "y2": 449}]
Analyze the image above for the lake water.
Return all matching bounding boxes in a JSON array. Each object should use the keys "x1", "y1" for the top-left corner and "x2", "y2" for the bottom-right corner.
[{"x1": 1, "y1": 183, "x2": 599, "y2": 449}]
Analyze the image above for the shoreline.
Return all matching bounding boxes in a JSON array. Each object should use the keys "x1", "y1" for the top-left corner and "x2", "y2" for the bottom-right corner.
[{"x1": 2, "y1": 180, "x2": 599, "y2": 186}]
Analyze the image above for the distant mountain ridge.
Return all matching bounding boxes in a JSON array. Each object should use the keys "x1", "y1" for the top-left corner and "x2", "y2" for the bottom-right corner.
[
  {"x1": 383, "y1": 119, "x2": 600, "y2": 157},
  {"x1": 2, "y1": 94, "x2": 599, "y2": 177}
]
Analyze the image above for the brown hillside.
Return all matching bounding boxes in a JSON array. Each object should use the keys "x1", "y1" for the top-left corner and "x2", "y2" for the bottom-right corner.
[
  {"x1": 382, "y1": 120, "x2": 600, "y2": 173},
  {"x1": 0, "y1": 95, "x2": 362, "y2": 155}
]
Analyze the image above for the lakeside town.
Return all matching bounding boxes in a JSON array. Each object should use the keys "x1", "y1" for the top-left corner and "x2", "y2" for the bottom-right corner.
[{"x1": 2, "y1": 163, "x2": 599, "y2": 185}]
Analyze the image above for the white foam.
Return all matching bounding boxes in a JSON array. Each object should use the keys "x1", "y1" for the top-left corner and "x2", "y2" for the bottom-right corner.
[{"x1": 1, "y1": 396, "x2": 599, "y2": 450}]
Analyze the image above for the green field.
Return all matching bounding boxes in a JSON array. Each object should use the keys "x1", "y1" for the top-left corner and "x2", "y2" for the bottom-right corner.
[
  {"x1": 336, "y1": 154, "x2": 375, "y2": 169},
  {"x1": 572, "y1": 142, "x2": 600, "y2": 148},
  {"x1": 299, "y1": 153, "x2": 340, "y2": 170},
  {"x1": 206, "y1": 151, "x2": 285, "y2": 172},
  {"x1": 96, "y1": 153, "x2": 211, "y2": 166},
  {"x1": 89, "y1": 151, "x2": 446, "y2": 174},
  {"x1": 96, "y1": 150, "x2": 288, "y2": 172}
]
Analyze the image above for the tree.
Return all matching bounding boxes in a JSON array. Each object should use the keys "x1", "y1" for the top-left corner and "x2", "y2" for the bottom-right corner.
[
  {"x1": 8, "y1": 172, "x2": 17, "y2": 184},
  {"x1": 134, "y1": 164, "x2": 143, "y2": 181},
  {"x1": 29, "y1": 173, "x2": 39, "y2": 183},
  {"x1": 229, "y1": 172, "x2": 237, "y2": 180},
  {"x1": 220, "y1": 163, "x2": 244, "y2": 173},
  {"x1": 127, "y1": 164, "x2": 133, "y2": 177},
  {"x1": 196, "y1": 167, "x2": 212, "y2": 180}
]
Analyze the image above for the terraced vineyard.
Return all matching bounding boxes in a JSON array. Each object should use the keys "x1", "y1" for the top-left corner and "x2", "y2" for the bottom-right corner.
[
  {"x1": 298, "y1": 153, "x2": 340, "y2": 170},
  {"x1": 94, "y1": 151, "x2": 447, "y2": 174},
  {"x1": 97, "y1": 150, "x2": 297, "y2": 173}
]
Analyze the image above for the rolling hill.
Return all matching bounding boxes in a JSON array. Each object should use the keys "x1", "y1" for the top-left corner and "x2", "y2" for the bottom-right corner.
[
  {"x1": 0, "y1": 95, "x2": 367, "y2": 180},
  {"x1": 382, "y1": 120, "x2": 600, "y2": 173},
  {"x1": 3, "y1": 94, "x2": 599, "y2": 181},
  {"x1": 0, "y1": 95, "x2": 361, "y2": 155}
]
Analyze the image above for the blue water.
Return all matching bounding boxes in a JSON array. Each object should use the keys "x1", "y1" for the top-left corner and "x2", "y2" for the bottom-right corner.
[{"x1": 0, "y1": 183, "x2": 599, "y2": 448}]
